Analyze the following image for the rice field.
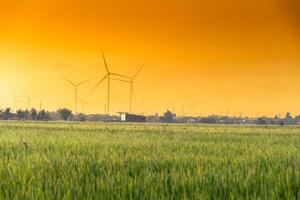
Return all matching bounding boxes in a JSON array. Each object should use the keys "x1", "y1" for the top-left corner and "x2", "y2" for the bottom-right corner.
[{"x1": 0, "y1": 121, "x2": 300, "y2": 199}]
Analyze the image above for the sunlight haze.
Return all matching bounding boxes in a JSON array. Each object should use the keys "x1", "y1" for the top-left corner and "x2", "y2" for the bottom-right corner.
[{"x1": 0, "y1": 0, "x2": 300, "y2": 116}]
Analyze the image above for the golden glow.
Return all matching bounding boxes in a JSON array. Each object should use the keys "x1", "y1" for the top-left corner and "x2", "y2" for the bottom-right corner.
[{"x1": 0, "y1": 0, "x2": 300, "y2": 116}]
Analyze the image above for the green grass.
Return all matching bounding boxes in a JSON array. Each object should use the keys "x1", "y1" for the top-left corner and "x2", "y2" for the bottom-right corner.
[{"x1": 0, "y1": 122, "x2": 300, "y2": 199}]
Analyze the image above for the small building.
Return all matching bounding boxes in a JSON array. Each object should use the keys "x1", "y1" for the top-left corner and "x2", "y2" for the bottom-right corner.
[{"x1": 121, "y1": 113, "x2": 146, "y2": 122}]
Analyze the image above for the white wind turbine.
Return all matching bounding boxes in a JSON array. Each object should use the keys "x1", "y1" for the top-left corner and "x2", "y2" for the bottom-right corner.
[
  {"x1": 62, "y1": 76, "x2": 91, "y2": 114},
  {"x1": 78, "y1": 97, "x2": 89, "y2": 113},
  {"x1": 89, "y1": 51, "x2": 131, "y2": 115},
  {"x1": 18, "y1": 92, "x2": 34, "y2": 110},
  {"x1": 113, "y1": 66, "x2": 143, "y2": 113}
]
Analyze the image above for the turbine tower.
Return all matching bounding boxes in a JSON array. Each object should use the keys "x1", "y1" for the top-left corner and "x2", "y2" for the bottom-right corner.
[
  {"x1": 62, "y1": 76, "x2": 90, "y2": 114},
  {"x1": 39, "y1": 101, "x2": 43, "y2": 111},
  {"x1": 89, "y1": 51, "x2": 131, "y2": 115},
  {"x1": 113, "y1": 66, "x2": 143, "y2": 113}
]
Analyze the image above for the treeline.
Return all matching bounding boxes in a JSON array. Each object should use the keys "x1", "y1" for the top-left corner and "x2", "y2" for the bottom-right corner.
[
  {"x1": 0, "y1": 107, "x2": 118, "y2": 122},
  {"x1": 149, "y1": 110, "x2": 300, "y2": 125},
  {"x1": 0, "y1": 108, "x2": 71, "y2": 121},
  {"x1": 1, "y1": 107, "x2": 300, "y2": 125}
]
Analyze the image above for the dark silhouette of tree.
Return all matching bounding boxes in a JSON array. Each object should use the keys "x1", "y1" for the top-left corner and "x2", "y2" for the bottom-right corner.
[
  {"x1": 162, "y1": 110, "x2": 175, "y2": 123},
  {"x1": 24, "y1": 110, "x2": 30, "y2": 120},
  {"x1": 285, "y1": 112, "x2": 292, "y2": 119},
  {"x1": 0, "y1": 109, "x2": 3, "y2": 119},
  {"x1": 15, "y1": 109, "x2": 31, "y2": 120},
  {"x1": 257, "y1": 117, "x2": 268, "y2": 125},
  {"x1": 30, "y1": 108, "x2": 38, "y2": 120},
  {"x1": 3, "y1": 108, "x2": 12, "y2": 120},
  {"x1": 284, "y1": 112, "x2": 293, "y2": 125},
  {"x1": 199, "y1": 116, "x2": 217, "y2": 124},
  {"x1": 78, "y1": 113, "x2": 87, "y2": 121},
  {"x1": 16, "y1": 109, "x2": 25, "y2": 120},
  {"x1": 37, "y1": 110, "x2": 50, "y2": 121},
  {"x1": 57, "y1": 108, "x2": 72, "y2": 121}
]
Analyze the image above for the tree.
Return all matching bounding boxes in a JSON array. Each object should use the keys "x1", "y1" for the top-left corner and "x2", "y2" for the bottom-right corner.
[
  {"x1": 285, "y1": 112, "x2": 292, "y2": 119},
  {"x1": 30, "y1": 108, "x2": 38, "y2": 120},
  {"x1": 57, "y1": 108, "x2": 72, "y2": 121},
  {"x1": 162, "y1": 110, "x2": 175, "y2": 123},
  {"x1": 2, "y1": 108, "x2": 12, "y2": 120},
  {"x1": 199, "y1": 116, "x2": 217, "y2": 124},
  {"x1": 0, "y1": 109, "x2": 3, "y2": 119},
  {"x1": 257, "y1": 117, "x2": 268, "y2": 125},
  {"x1": 24, "y1": 110, "x2": 30, "y2": 120},
  {"x1": 16, "y1": 109, "x2": 26, "y2": 120},
  {"x1": 284, "y1": 112, "x2": 294, "y2": 125},
  {"x1": 78, "y1": 113, "x2": 87, "y2": 121},
  {"x1": 37, "y1": 109, "x2": 50, "y2": 121}
]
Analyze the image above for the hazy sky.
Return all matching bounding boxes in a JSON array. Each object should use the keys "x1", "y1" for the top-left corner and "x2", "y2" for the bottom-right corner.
[{"x1": 0, "y1": 0, "x2": 300, "y2": 116}]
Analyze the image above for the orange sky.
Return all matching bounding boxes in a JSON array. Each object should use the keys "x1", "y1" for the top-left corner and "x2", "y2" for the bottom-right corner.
[{"x1": 0, "y1": 0, "x2": 300, "y2": 116}]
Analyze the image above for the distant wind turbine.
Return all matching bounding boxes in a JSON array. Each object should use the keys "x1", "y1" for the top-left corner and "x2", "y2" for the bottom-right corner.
[
  {"x1": 113, "y1": 66, "x2": 143, "y2": 113},
  {"x1": 89, "y1": 51, "x2": 131, "y2": 115},
  {"x1": 18, "y1": 92, "x2": 34, "y2": 110},
  {"x1": 62, "y1": 76, "x2": 91, "y2": 114},
  {"x1": 78, "y1": 98, "x2": 89, "y2": 113},
  {"x1": 39, "y1": 101, "x2": 43, "y2": 111},
  {"x1": 14, "y1": 97, "x2": 22, "y2": 110}
]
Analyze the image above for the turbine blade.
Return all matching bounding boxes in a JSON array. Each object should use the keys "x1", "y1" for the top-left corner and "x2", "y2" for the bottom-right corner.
[
  {"x1": 77, "y1": 78, "x2": 92, "y2": 86},
  {"x1": 112, "y1": 78, "x2": 131, "y2": 83},
  {"x1": 87, "y1": 74, "x2": 108, "y2": 97},
  {"x1": 132, "y1": 65, "x2": 143, "y2": 80},
  {"x1": 101, "y1": 50, "x2": 110, "y2": 73},
  {"x1": 111, "y1": 73, "x2": 131, "y2": 79},
  {"x1": 62, "y1": 76, "x2": 76, "y2": 86}
]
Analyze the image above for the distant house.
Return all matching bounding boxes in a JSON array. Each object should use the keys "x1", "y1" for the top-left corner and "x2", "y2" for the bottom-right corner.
[{"x1": 121, "y1": 113, "x2": 146, "y2": 122}]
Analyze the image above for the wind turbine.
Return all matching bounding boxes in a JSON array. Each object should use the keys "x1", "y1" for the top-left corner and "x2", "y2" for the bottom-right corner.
[
  {"x1": 18, "y1": 93, "x2": 34, "y2": 110},
  {"x1": 113, "y1": 66, "x2": 143, "y2": 113},
  {"x1": 89, "y1": 51, "x2": 131, "y2": 115},
  {"x1": 39, "y1": 101, "x2": 43, "y2": 111},
  {"x1": 62, "y1": 76, "x2": 91, "y2": 114},
  {"x1": 78, "y1": 98, "x2": 89, "y2": 113},
  {"x1": 14, "y1": 97, "x2": 22, "y2": 110}
]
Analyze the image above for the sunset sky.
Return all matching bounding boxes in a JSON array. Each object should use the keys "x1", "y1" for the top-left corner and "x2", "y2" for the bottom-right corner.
[{"x1": 0, "y1": 0, "x2": 300, "y2": 116}]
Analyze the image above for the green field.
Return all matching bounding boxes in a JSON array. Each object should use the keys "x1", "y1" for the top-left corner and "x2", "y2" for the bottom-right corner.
[{"x1": 0, "y1": 122, "x2": 300, "y2": 199}]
